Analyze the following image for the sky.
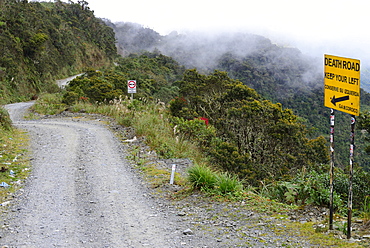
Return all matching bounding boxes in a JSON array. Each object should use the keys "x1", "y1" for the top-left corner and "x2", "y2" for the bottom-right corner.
[
  {"x1": 82, "y1": 0, "x2": 369, "y2": 63},
  {"x1": 31, "y1": 0, "x2": 369, "y2": 65}
]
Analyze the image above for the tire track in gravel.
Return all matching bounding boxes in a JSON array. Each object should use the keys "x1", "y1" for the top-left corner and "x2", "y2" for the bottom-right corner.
[
  {"x1": 3, "y1": 103, "x2": 360, "y2": 248},
  {"x1": 0, "y1": 107, "x2": 181, "y2": 247}
]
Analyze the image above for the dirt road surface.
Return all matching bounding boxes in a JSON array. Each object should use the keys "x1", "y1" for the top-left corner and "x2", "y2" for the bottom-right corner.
[
  {"x1": 1, "y1": 102, "x2": 364, "y2": 248},
  {"x1": 1, "y1": 102, "x2": 185, "y2": 247}
]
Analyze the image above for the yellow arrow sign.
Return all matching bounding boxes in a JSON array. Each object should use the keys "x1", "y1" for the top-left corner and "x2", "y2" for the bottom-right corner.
[{"x1": 324, "y1": 54, "x2": 360, "y2": 116}]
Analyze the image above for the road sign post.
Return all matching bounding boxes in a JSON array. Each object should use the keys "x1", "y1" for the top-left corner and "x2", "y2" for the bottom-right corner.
[
  {"x1": 347, "y1": 115, "x2": 356, "y2": 239},
  {"x1": 127, "y1": 80, "x2": 137, "y2": 100},
  {"x1": 329, "y1": 109, "x2": 335, "y2": 230},
  {"x1": 324, "y1": 54, "x2": 360, "y2": 239}
]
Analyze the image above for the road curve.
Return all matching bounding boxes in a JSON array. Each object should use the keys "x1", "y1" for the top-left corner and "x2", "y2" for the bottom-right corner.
[{"x1": 1, "y1": 103, "x2": 180, "y2": 247}]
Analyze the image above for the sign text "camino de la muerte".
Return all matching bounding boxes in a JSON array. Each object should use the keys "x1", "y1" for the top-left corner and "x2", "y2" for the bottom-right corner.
[{"x1": 324, "y1": 54, "x2": 360, "y2": 116}]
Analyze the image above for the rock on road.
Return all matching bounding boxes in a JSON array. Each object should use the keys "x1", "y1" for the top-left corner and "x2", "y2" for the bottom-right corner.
[{"x1": 1, "y1": 102, "x2": 182, "y2": 247}]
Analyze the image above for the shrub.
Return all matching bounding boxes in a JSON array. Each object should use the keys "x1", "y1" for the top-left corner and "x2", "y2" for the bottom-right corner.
[
  {"x1": 172, "y1": 117, "x2": 217, "y2": 148},
  {"x1": 169, "y1": 97, "x2": 197, "y2": 119},
  {"x1": 62, "y1": 91, "x2": 79, "y2": 105},
  {"x1": 32, "y1": 93, "x2": 66, "y2": 115},
  {"x1": 261, "y1": 170, "x2": 345, "y2": 211},
  {"x1": 187, "y1": 165, "x2": 217, "y2": 191},
  {"x1": 215, "y1": 172, "x2": 243, "y2": 196},
  {"x1": 156, "y1": 142, "x2": 174, "y2": 159},
  {"x1": 208, "y1": 139, "x2": 252, "y2": 178},
  {"x1": 362, "y1": 196, "x2": 370, "y2": 222},
  {"x1": 0, "y1": 107, "x2": 12, "y2": 131}
]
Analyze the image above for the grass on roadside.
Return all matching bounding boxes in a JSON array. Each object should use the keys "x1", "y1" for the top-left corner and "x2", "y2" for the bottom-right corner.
[
  {"x1": 29, "y1": 94, "x2": 369, "y2": 247},
  {"x1": 272, "y1": 221, "x2": 362, "y2": 247},
  {"x1": 66, "y1": 97, "x2": 208, "y2": 165},
  {"x1": 0, "y1": 116, "x2": 30, "y2": 205},
  {"x1": 30, "y1": 93, "x2": 66, "y2": 116}
]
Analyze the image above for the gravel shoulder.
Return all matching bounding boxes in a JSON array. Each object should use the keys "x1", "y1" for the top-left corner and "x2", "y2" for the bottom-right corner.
[{"x1": 0, "y1": 103, "x2": 367, "y2": 247}]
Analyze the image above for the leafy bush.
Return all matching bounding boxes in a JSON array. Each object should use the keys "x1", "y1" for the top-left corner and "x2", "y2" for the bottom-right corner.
[
  {"x1": 63, "y1": 73, "x2": 123, "y2": 104},
  {"x1": 171, "y1": 117, "x2": 217, "y2": 148},
  {"x1": 62, "y1": 91, "x2": 80, "y2": 105},
  {"x1": 207, "y1": 139, "x2": 255, "y2": 181},
  {"x1": 62, "y1": 53, "x2": 183, "y2": 106},
  {"x1": 307, "y1": 175, "x2": 344, "y2": 211},
  {"x1": 169, "y1": 97, "x2": 196, "y2": 119},
  {"x1": 0, "y1": 107, "x2": 12, "y2": 131},
  {"x1": 260, "y1": 168, "x2": 370, "y2": 214},
  {"x1": 156, "y1": 142, "x2": 174, "y2": 159}
]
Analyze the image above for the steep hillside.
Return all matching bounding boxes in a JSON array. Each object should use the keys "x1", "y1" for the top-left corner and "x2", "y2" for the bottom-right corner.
[
  {"x1": 105, "y1": 21, "x2": 162, "y2": 57},
  {"x1": 0, "y1": 0, "x2": 117, "y2": 103},
  {"x1": 109, "y1": 21, "x2": 370, "y2": 170}
]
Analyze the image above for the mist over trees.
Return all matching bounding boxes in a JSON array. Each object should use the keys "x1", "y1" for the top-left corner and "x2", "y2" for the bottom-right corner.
[
  {"x1": 108, "y1": 21, "x2": 324, "y2": 104},
  {"x1": 107, "y1": 21, "x2": 370, "y2": 172}
]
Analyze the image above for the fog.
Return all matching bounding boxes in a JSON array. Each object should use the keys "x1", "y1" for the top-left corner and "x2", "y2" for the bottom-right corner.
[
  {"x1": 33, "y1": 1, "x2": 369, "y2": 66},
  {"x1": 84, "y1": 0, "x2": 369, "y2": 65},
  {"x1": 31, "y1": 0, "x2": 370, "y2": 90}
]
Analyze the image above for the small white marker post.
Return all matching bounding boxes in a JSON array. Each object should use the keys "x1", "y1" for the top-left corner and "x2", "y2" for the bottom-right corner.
[{"x1": 170, "y1": 164, "x2": 176, "y2": 184}]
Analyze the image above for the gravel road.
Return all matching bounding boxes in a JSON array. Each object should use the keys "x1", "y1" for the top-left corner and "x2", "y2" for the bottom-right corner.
[
  {"x1": 0, "y1": 102, "x2": 364, "y2": 248},
  {"x1": 1, "y1": 102, "x2": 186, "y2": 247}
]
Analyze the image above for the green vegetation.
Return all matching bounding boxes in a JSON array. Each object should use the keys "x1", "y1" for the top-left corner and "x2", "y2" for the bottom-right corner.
[
  {"x1": 0, "y1": 106, "x2": 30, "y2": 205},
  {"x1": 260, "y1": 169, "x2": 347, "y2": 212},
  {"x1": 30, "y1": 93, "x2": 66, "y2": 115},
  {"x1": 0, "y1": 106, "x2": 12, "y2": 130},
  {"x1": 49, "y1": 53, "x2": 370, "y2": 216},
  {"x1": 187, "y1": 165, "x2": 218, "y2": 191},
  {"x1": 362, "y1": 195, "x2": 370, "y2": 223},
  {"x1": 0, "y1": 0, "x2": 116, "y2": 104},
  {"x1": 217, "y1": 51, "x2": 370, "y2": 172},
  {"x1": 274, "y1": 221, "x2": 361, "y2": 247},
  {"x1": 62, "y1": 52, "x2": 184, "y2": 105},
  {"x1": 171, "y1": 69, "x2": 329, "y2": 184},
  {"x1": 110, "y1": 20, "x2": 370, "y2": 171},
  {"x1": 2, "y1": 1, "x2": 370, "y2": 245}
]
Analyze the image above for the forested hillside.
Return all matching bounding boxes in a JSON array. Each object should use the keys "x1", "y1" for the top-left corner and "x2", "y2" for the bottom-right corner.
[
  {"x1": 0, "y1": 0, "x2": 117, "y2": 103},
  {"x1": 108, "y1": 21, "x2": 370, "y2": 170}
]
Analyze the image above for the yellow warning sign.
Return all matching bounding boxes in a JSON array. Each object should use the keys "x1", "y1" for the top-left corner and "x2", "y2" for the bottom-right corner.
[{"x1": 324, "y1": 54, "x2": 360, "y2": 115}]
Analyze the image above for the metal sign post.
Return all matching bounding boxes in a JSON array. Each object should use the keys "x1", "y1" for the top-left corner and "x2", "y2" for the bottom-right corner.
[
  {"x1": 329, "y1": 109, "x2": 335, "y2": 230},
  {"x1": 127, "y1": 80, "x2": 137, "y2": 100},
  {"x1": 324, "y1": 55, "x2": 360, "y2": 238},
  {"x1": 347, "y1": 116, "x2": 356, "y2": 239}
]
